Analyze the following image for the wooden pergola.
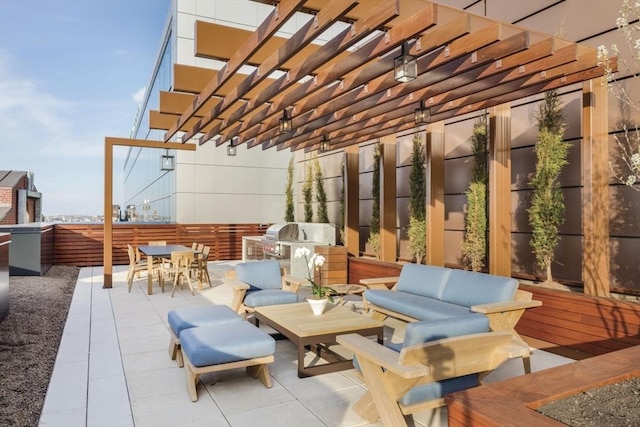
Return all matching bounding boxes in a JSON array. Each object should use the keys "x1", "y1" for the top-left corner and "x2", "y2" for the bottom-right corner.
[{"x1": 104, "y1": 0, "x2": 615, "y2": 295}]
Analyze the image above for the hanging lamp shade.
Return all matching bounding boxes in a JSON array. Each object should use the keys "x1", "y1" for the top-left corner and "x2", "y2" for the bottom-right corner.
[
  {"x1": 279, "y1": 109, "x2": 293, "y2": 133},
  {"x1": 414, "y1": 100, "x2": 431, "y2": 125},
  {"x1": 394, "y1": 42, "x2": 417, "y2": 83}
]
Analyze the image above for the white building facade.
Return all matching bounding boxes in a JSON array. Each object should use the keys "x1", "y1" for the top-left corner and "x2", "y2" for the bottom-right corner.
[{"x1": 123, "y1": 0, "x2": 306, "y2": 224}]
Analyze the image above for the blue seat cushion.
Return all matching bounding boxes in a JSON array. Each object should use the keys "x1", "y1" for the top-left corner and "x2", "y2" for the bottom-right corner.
[
  {"x1": 180, "y1": 321, "x2": 275, "y2": 367},
  {"x1": 168, "y1": 305, "x2": 241, "y2": 336},
  {"x1": 399, "y1": 374, "x2": 479, "y2": 406},
  {"x1": 398, "y1": 316, "x2": 490, "y2": 405},
  {"x1": 236, "y1": 260, "x2": 283, "y2": 290},
  {"x1": 395, "y1": 264, "x2": 451, "y2": 300},
  {"x1": 244, "y1": 289, "x2": 299, "y2": 308},
  {"x1": 442, "y1": 270, "x2": 518, "y2": 307},
  {"x1": 365, "y1": 289, "x2": 473, "y2": 321}
]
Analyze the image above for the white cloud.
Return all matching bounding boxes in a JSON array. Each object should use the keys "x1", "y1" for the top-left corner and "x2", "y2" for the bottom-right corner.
[
  {"x1": 0, "y1": 49, "x2": 72, "y2": 138},
  {"x1": 132, "y1": 86, "x2": 146, "y2": 104}
]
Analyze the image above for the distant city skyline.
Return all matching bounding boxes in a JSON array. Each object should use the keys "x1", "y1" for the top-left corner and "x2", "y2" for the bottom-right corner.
[{"x1": 0, "y1": 0, "x2": 171, "y2": 216}]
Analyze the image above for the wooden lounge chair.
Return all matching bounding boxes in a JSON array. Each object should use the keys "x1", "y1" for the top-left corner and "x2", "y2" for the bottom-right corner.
[
  {"x1": 226, "y1": 260, "x2": 306, "y2": 318},
  {"x1": 337, "y1": 316, "x2": 530, "y2": 426}
]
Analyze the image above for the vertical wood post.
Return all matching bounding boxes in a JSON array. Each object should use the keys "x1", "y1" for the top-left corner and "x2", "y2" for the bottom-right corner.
[
  {"x1": 104, "y1": 139, "x2": 113, "y2": 288},
  {"x1": 380, "y1": 135, "x2": 397, "y2": 263},
  {"x1": 582, "y1": 79, "x2": 610, "y2": 297},
  {"x1": 345, "y1": 146, "x2": 360, "y2": 258},
  {"x1": 426, "y1": 121, "x2": 445, "y2": 266},
  {"x1": 489, "y1": 104, "x2": 512, "y2": 277}
]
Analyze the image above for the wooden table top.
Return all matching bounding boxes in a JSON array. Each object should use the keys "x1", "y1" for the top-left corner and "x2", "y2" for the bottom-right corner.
[
  {"x1": 137, "y1": 244, "x2": 192, "y2": 257},
  {"x1": 254, "y1": 303, "x2": 383, "y2": 338}
]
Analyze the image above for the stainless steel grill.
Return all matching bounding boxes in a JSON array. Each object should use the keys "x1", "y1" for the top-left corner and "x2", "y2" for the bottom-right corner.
[{"x1": 261, "y1": 223, "x2": 299, "y2": 257}]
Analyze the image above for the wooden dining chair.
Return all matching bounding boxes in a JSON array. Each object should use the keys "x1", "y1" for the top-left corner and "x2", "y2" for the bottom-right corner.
[
  {"x1": 149, "y1": 240, "x2": 167, "y2": 246},
  {"x1": 161, "y1": 251, "x2": 196, "y2": 297},
  {"x1": 127, "y1": 244, "x2": 148, "y2": 292},
  {"x1": 191, "y1": 245, "x2": 211, "y2": 289}
]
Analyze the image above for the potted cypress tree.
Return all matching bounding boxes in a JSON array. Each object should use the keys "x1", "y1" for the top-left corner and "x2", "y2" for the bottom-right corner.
[
  {"x1": 461, "y1": 118, "x2": 488, "y2": 271},
  {"x1": 302, "y1": 161, "x2": 314, "y2": 223},
  {"x1": 528, "y1": 90, "x2": 568, "y2": 284},
  {"x1": 407, "y1": 133, "x2": 426, "y2": 263},
  {"x1": 314, "y1": 156, "x2": 329, "y2": 223},
  {"x1": 367, "y1": 143, "x2": 381, "y2": 257},
  {"x1": 284, "y1": 156, "x2": 295, "y2": 222}
]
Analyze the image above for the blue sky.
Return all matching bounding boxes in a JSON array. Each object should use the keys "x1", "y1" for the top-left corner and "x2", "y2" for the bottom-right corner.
[{"x1": 0, "y1": 0, "x2": 170, "y2": 216}]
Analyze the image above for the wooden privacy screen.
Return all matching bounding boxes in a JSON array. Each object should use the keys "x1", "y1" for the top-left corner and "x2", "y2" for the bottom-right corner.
[{"x1": 54, "y1": 223, "x2": 268, "y2": 266}]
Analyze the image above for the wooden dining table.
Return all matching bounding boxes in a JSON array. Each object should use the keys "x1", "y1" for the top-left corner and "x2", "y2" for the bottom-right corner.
[{"x1": 137, "y1": 244, "x2": 192, "y2": 295}]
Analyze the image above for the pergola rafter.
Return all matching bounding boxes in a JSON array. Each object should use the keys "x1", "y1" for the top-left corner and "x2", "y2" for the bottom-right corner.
[{"x1": 149, "y1": 0, "x2": 612, "y2": 154}]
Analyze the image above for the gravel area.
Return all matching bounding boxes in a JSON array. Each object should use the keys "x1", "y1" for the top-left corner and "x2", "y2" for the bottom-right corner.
[
  {"x1": 0, "y1": 266, "x2": 78, "y2": 427},
  {"x1": 538, "y1": 376, "x2": 640, "y2": 426}
]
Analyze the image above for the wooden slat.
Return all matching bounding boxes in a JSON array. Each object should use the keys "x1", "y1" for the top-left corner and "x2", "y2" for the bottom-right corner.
[{"x1": 53, "y1": 223, "x2": 269, "y2": 266}]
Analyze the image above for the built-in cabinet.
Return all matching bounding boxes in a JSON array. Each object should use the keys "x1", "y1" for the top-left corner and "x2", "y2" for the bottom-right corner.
[{"x1": 314, "y1": 245, "x2": 347, "y2": 286}]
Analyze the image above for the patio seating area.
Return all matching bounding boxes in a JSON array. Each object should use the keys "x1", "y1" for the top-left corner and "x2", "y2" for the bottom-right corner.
[{"x1": 38, "y1": 262, "x2": 576, "y2": 427}]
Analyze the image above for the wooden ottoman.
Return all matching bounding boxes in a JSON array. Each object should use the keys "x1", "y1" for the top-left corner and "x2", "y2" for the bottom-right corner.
[
  {"x1": 179, "y1": 321, "x2": 276, "y2": 401},
  {"x1": 167, "y1": 305, "x2": 242, "y2": 366}
]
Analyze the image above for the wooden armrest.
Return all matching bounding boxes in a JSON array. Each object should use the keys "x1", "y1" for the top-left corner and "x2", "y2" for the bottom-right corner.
[
  {"x1": 359, "y1": 276, "x2": 400, "y2": 289},
  {"x1": 225, "y1": 278, "x2": 250, "y2": 290},
  {"x1": 471, "y1": 299, "x2": 542, "y2": 314},
  {"x1": 337, "y1": 334, "x2": 428, "y2": 378},
  {"x1": 282, "y1": 275, "x2": 306, "y2": 292}
]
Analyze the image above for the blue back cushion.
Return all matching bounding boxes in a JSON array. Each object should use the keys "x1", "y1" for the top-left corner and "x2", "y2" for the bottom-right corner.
[
  {"x1": 236, "y1": 260, "x2": 282, "y2": 290},
  {"x1": 395, "y1": 263, "x2": 451, "y2": 299},
  {"x1": 442, "y1": 269, "x2": 518, "y2": 307}
]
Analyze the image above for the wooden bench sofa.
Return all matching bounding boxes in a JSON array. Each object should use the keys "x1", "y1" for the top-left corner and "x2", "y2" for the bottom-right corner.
[{"x1": 361, "y1": 263, "x2": 541, "y2": 373}]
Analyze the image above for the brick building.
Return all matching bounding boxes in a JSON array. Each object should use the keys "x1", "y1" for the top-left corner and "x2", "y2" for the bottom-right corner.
[{"x1": 0, "y1": 171, "x2": 42, "y2": 225}]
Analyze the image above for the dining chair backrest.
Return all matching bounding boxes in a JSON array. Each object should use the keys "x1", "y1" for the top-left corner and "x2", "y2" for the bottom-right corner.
[
  {"x1": 127, "y1": 244, "x2": 136, "y2": 264},
  {"x1": 196, "y1": 243, "x2": 204, "y2": 252},
  {"x1": 201, "y1": 246, "x2": 210, "y2": 260},
  {"x1": 192, "y1": 242, "x2": 198, "y2": 250},
  {"x1": 149, "y1": 241, "x2": 167, "y2": 246},
  {"x1": 171, "y1": 251, "x2": 193, "y2": 268}
]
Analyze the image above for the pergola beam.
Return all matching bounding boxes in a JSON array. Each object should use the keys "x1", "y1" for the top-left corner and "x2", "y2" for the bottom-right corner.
[
  {"x1": 190, "y1": 0, "x2": 363, "y2": 144},
  {"x1": 286, "y1": 31, "x2": 537, "y2": 151},
  {"x1": 216, "y1": 1, "x2": 439, "y2": 147},
  {"x1": 103, "y1": 138, "x2": 196, "y2": 288},
  {"x1": 199, "y1": 0, "x2": 398, "y2": 146},
  {"x1": 164, "y1": 0, "x2": 307, "y2": 142}
]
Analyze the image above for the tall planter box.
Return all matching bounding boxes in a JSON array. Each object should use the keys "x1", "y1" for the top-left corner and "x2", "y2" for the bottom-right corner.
[
  {"x1": 314, "y1": 245, "x2": 347, "y2": 285},
  {"x1": 0, "y1": 233, "x2": 9, "y2": 323}
]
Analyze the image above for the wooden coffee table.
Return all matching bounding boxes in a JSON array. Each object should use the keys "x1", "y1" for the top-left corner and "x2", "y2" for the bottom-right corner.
[{"x1": 254, "y1": 303, "x2": 384, "y2": 378}]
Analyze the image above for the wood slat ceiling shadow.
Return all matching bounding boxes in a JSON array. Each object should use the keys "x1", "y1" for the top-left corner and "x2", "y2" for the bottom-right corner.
[{"x1": 153, "y1": 0, "x2": 612, "y2": 153}]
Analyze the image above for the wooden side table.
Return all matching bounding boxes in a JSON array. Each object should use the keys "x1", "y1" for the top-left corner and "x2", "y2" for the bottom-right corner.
[{"x1": 328, "y1": 284, "x2": 366, "y2": 305}]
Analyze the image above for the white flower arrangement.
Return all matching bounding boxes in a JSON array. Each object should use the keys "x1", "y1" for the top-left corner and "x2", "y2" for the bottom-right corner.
[{"x1": 294, "y1": 247, "x2": 334, "y2": 302}]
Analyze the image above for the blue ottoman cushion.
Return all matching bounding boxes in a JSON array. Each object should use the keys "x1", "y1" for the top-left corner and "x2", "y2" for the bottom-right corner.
[
  {"x1": 168, "y1": 305, "x2": 241, "y2": 337},
  {"x1": 180, "y1": 321, "x2": 275, "y2": 367}
]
